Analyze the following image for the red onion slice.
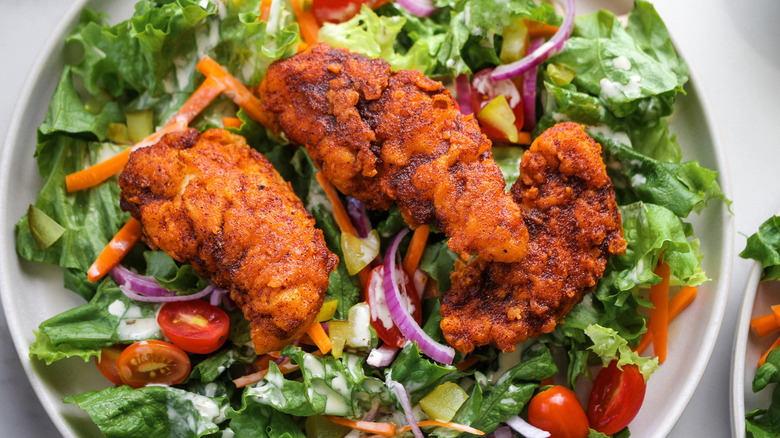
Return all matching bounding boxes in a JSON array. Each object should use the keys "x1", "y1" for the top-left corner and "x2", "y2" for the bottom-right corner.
[
  {"x1": 396, "y1": 0, "x2": 436, "y2": 17},
  {"x1": 119, "y1": 283, "x2": 216, "y2": 303},
  {"x1": 110, "y1": 264, "x2": 175, "y2": 297},
  {"x1": 491, "y1": 0, "x2": 575, "y2": 80},
  {"x1": 382, "y1": 230, "x2": 455, "y2": 364},
  {"x1": 390, "y1": 380, "x2": 423, "y2": 438},
  {"x1": 522, "y1": 38, "x2": 545, "y2": 131},
  {"x1": 506, "y1": 416, "x2": 551, "y2": 438},
  {"x1": 345, "y1": 196, "x2": 371, "y2": 239},
  {"x1": 455, "y1": 74, "x2": 474, "y2": 115},
  {"x1": 366, "y1": 343, "x2": 400, "y2": 367}
]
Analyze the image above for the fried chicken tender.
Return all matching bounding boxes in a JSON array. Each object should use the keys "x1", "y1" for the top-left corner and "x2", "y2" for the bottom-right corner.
[
  {"x1": 256, "y1": 43, "x2": 528, "y2": 263},
  {"x1": 118, "y1": 128, "x2": 338, "y2": 354},
  {"x1": 440, "y1": 123, "x2": 627, "y2": 353}
]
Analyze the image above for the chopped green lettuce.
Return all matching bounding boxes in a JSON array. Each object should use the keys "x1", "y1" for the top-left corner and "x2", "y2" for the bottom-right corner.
[
  {"x1": 584, "y1": 324, "x2": 659, "y2": 381},
  {"x1": 64, "y1": 385, "x2": 227, "y2": 438},
  {"x1": 740, "y1": 215, "x2": 780, "y2": 280},
  {"x1": 747, "y1": 348, "x2": 780, "y2": 437}
]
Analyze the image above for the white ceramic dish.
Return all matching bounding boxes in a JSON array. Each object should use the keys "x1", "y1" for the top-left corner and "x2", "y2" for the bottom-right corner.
[
  {"x1": 0, "y1": 1, "x2": 733, "y2": 437},
  {"x1": 731, "y1": 243, "x2": 780, "y2": 437}
]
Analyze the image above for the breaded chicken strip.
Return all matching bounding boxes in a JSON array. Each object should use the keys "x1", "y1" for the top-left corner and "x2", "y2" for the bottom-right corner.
[
  {"x1": 256, "y1": 43, "x2": 528, "y2": 263},
  {"x1": 440, "y1": 123, "x2": 627, "y2": 353},
  {"x1": 118, "y1": 128, "x2": 338, "y2": 354}
]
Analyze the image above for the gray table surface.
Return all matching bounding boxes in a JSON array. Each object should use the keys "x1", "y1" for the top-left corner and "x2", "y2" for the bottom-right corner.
[{"x1": 2, "y1": 0, "x2": 779, "y2": 436}]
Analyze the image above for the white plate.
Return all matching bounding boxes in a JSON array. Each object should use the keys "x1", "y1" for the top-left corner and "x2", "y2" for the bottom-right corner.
[
  {"x1": 0, "y1": 1, "x2": 733, "y2": 437},
  {"x1": 731, "y1": 243, "x2": 780, "y2": 437}
]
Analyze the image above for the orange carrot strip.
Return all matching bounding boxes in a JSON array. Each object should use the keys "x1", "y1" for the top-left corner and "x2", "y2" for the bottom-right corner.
[
  {"x1": 516, "y1": 131, "x2": 532, "y2": 145},
  {"x1": 772, "y1": 304, "x2": 780, "y2": 325},
  {"x1": 87, "y1": 218, "x2": 143, "y2": 282},
  {"x1": 222, "y1": 117, "x2": 243, "y2": 129},
  {"x1": 234, "y1": 369, "x2": 268, "y2": 388},
  {"x1": 290, "y1": 0, "x2": 320, "y2": 45},
  {"x1": 403, "y1": 226, "x2": 430, "y2": 277},
  {"x1": 752, "y1": 313, "x2": 780, "y2": 338},
  {"x1": 195, "y1": 56, "x2": 275, "y2": 129},
  {"x1": 525, "y1": 19, "x2": 559, "y2": 39},
  {"x1": 307, "y1": 321, "x2": 333, "y2": 354},
  {"x1": 65, "y1": 77, "x2": 224, "y2": 193},
  {"x1": 297, "y1": 42, "x2": 309, "y2": 53},
  {"x1": 759, "y1": 334, "x2": 780, "y2": 367},
  {"x1": 66, "y1": 148, "x2": 133, "y2": 193},
  {"x1": 456, "y1": 355, "x2": 481, "y2": 372},
  {"x1": 324, "y1": 416, "x2": 396, "y2": 435},
  {"x1": 636, "y1": 286, "x2": 697, "y2": 354},
  {"x1": 315, "y1": 172, "x2": 371, "y2": 287},
  {"x1": 258, "y1": 0, "x2": 273, "y2": 22},
  {"x1": 647, "y1": 260, "x2": 671, "y2": 363},
  {"x1": 167, "y1": 76, "x2": 225, "y2": 126},
  {"x1": 395, "y1": 421, "x2": 485, "y2": 436},
  {"x1": 315, "y1": 173, "x2": 358, "y2": 235}
]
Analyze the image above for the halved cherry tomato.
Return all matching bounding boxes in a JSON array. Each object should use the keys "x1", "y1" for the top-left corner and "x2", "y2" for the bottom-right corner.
[
  {"x1": 116, "y1": 340, "x2": 191, "y2": 388},
  {"x1": 311, "y1": 0, "x2": 390, "y2": 24},
  {"x1": 94, "y1": 345, "x2": 125, "y2": 386},
  {"x1": 157, "y1": 300, "x2": 229, "y2": 354},
  {"x1": 471, "y1": 68, "x2": 525, "y2": 143},
  {"x1": 527, "y1": 385, "x2": 589, "y2": 438},
  {"x1": 587, "y1": 360, "x2": 647, "y2": 436},
  {"x1": 365, "y1": 265, "x2": 423, "y2": 347}
]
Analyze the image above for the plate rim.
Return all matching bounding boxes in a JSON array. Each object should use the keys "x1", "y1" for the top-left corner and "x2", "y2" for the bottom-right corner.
[
  {"x1": 0, "y1": 0, "x2": 90, "y2": 436},
  {"x1": 0, "y1": 2, "x2": 735, "y2": 437}
]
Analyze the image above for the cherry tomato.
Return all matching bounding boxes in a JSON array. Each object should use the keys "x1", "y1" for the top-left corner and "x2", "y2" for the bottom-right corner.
[
  {"x1": 94, "y1": 345, "x2": 125, "y2": 386},
  {"x1": 471, "y1": 68, "x2": 525, "y2": 143},
  {"x1": 116, "y1": 340, "x2": 191, "y2": 388},
  {"x1": 365, "y1": 265, "x2": 423, "y2": 347},
  {"x1": 587, "y1": 360, "x2": 647, "y2": 436},
  {"x1": 157, "y1": 300, "x2": 230, "y2": 354},
  {"x1": 527, "y1": 385, "x2": 589, "y2": 438}
]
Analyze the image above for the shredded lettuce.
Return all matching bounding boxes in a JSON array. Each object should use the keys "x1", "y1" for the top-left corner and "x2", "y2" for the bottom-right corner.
[
  {"x1": 584, "y1": 324, "x2": 659, "y2": 381},
  {"x1": 740, "y1": 215, "x2": 780, "y2": 280}
]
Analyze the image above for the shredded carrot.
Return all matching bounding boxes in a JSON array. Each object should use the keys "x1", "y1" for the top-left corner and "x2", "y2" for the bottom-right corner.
[
  {"x1": 636, "y1": 286, "x2": 697, "y2": 354},
  {"x1": 297, "y1": 42, "x2": 309, "y2": 53},
  {"x1": 233, "y1": 357, "x2": 301, "y2": 388},
  {"x1": 752, "y1": 313, "x2": 780, "y2": 338},
  {"x1": 87, "y1": 218, "x2": 143, "y2": 282},
  {"x1": 647, "y1": 260, "x2": 671, "y2": 363},
  {"x1": 324, "y1": 416, "x2": 396, "y2": 435},
  {"x1": 525, "y1": 19, "x2": 559, "y2": 39},
  {"x1": 258, "y1": 0, "x2": 272, "y2": 22},
  {"x1": 396, "y1": 421, "x2": 485, "y2": 436},
  {"x1": 65, "y1": 76, "x2": 224, "y2": 193},
  {"x1": 540, "y1": 377, "x2": 554, "y2": 387},
  {"x1": 772, "y1": 304, "x2": 780, "y2": 325},
  {"x1": 456, "y1": 355, "x2": 481, "y2": 372},
  {"x1": 195, "y1": 56, "x2": 275, "y2": 129},
  {"x1": 403, "y1": 226, "x2": 430, "y2": 277},
  {"x1": 66, "y1": 148, "x2": 133, "y2": 193},
  {"x1": 516, "y1": 131, "x2": 532, "y2": 145},
  {"x1": 307, "y1": 321, "x2": 333, "y2": 354},
  {"x1": 290, "y1": 0, "x2": 320, "y2": 45},
  {"x1": 315, "y1": 172, "x2": 371, "y2": 287},
  {"x1": 759, "y1": 335, "x2": 780, "y2": 367},
  {"x1": 222, "y1": 117, "x2": 243, "y2": 129}
]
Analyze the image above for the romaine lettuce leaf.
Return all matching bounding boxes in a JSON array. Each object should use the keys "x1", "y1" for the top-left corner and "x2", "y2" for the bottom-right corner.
[
  {"x1": 747, "y1": 348, "x2": 780, "y2": 437},
  {"x1": 227, "y1": 400, "x2": 305, "y2": 438},
  {"x1": 740, "y1": 215, "x2": 780, "y2": 280},
  {"x1": 434, "y1": 342, "x2": 556, "y2": 437},
  {"x1": 64, "y1": 385, "x2": 227, "y2": 438},
  {"x1": 584, "y1": 324, "x2": 658, "y2": 381},
  {"x1": 244, "y1": 346, "x2": 389, "y2": 417},
  {"x1": 387, "y1": 343, "x2": 462, "y2": 404},
  {"x1": 30, "y1": 281, "x2": 162, "y2": 364}
]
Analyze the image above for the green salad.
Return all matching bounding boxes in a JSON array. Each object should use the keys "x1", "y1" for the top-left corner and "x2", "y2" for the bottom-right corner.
[
  {"x1": 741, "y1": 216, "x2": 780, "y2": 438},
  {"x1": 16, "y1": 0, "x2": 727, "y2": 437}
]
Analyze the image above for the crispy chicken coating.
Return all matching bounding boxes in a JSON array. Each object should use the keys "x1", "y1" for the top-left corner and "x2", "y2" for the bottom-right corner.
[
  {"x1": 440, "y1": 123, "x2": 627, "y2": 353},
  {"x1": 118, "y1": 128, "x2": 338, "y2": 354},
  {"x1": 256, "y1": 43, "x2": 528, "y2": 263}
]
